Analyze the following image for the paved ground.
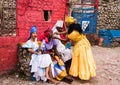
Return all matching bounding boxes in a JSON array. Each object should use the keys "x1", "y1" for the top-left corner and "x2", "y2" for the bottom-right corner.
[{"x1": 0, "y1": 46, "x2": 120, "y2": 85}]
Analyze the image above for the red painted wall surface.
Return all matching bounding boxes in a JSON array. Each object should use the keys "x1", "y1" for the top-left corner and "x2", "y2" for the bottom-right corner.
[
  {"x1": 17, "y1": 0, "x2": 68, "y2": 42},
  {"x1": 0, "y1": 37, "x2": 19, "y2": 75},
  {"x1": 0, "y1": 0, "x2": 68, "y2": 75}
]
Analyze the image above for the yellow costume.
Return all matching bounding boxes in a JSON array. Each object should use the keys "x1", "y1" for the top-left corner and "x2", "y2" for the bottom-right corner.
[{"x1": 68, "y1": 30, "x2": 96, "y2": 80}]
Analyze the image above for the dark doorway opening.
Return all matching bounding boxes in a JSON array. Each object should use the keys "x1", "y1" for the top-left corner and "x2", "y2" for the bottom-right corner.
[{"x1": 43, "y1": 10, "x2": 51, "y2": 21}]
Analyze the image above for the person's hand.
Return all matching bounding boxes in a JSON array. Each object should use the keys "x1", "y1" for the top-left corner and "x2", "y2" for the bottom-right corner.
[
  {"x1": 35, "y1": 51, "x2": 41, "y2": 55},
  {"x1": 52, "y1": 35, "x2": 57, "y2": 38},
  {"x1": 54, "y1": 32, "x2": 60, "y2": 35},
  {"x1": 37, "y1": 51, "x2": 42, "y2": 55},
  {"x1": 52, "y1": 35, "x2": 60, "y2": 40}
]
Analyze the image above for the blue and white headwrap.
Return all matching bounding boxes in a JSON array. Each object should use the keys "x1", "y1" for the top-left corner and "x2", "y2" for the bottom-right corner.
[
  {"x1": 30, "y1": 25, "x2": 37, "y2": 34},
  {"x1": 28, "y1": 25, "x2": 37, "y2": 40}
]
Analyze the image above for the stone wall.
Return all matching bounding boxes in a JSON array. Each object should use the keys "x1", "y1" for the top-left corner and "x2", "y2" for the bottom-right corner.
[
  {"x1": 0, "y1": 0, "x2": 16, "y2": 36},
  {"x1": 97, "y1": 0, "x2": 120, "y2": 30},
  {"x1": 69, "y1": 0, "x2": 120, "y2": 30},
  {"x1": 69, "y1": 0, "x2": 120, "y2": 46},
  {"x1": 0, "y1": 0, "x2": 18, "y2": 75}
]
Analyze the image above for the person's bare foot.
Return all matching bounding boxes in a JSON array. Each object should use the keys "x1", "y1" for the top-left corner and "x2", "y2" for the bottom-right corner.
[
  {"x1": 48, "y1": 78, "x2": 60, "y2": 84},
  {"x1": 45, "y1": 74, "x2": 50, "y2": 80}
]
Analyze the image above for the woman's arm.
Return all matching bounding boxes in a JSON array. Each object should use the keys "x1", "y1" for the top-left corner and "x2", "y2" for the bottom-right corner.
[
  {"x1": 54, "y1": 22, "x2": 68, "y2": 35},
  {"x1": 28, "y1": 48, "x2": 41, "y2": 55},
  {"x1": 54, "y1": 30, "x2": 68, "y2": 35},
  {"x1": 52, "y1": 35, "x2": 69, "y2": 42}
]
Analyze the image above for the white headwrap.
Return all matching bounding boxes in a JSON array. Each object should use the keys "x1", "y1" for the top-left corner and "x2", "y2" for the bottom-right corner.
[
  {"x1": 52, "y1": 20, "x2": 64, "y2": 38},
  {"x1": 55, "y1": 20, "x2": 63, "y2": 28}
]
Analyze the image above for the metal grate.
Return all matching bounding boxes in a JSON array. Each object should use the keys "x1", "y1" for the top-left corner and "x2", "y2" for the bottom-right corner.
[{"x1": 0, "y1": 0, "x2": 16, "y2": 36}]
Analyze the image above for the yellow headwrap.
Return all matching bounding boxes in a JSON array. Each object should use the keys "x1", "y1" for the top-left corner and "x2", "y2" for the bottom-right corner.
[{"x1": 65, "y1": 16, "x2": 76, "y2": 27}]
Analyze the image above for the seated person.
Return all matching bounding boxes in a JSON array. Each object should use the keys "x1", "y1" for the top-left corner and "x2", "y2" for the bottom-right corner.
[
  {"x1": 40, "y1": 28, "x2": 73, "y2": 84},
  {"x1": 22, "y1": 26, "x2": 58, "y2": 84}
]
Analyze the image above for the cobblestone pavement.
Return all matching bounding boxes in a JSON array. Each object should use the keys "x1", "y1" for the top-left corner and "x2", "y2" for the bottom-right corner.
[{"x1": 0, "y1": 46, "x2": 120, "y2": 85}]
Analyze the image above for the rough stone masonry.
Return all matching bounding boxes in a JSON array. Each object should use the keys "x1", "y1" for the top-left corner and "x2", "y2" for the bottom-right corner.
[{"x1": 97, "y1": 0, "x2": 120, "y2": 30}]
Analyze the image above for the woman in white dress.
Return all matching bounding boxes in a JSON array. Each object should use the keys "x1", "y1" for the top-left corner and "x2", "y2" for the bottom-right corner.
[
  {"x1": 22, "y1": 26, "x2": 58, "y2": 84},
  {"x1": 52, "y1": 20, "x2": 72, "y2": 63}
]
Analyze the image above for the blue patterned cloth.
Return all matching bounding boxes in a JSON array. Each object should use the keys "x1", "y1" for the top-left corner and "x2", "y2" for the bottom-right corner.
[{"x1": 30, "y1": 26, "x2": 37, "y2": 34}]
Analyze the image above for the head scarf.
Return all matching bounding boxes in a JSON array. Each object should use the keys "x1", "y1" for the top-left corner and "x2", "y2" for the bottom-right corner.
[
  {"x1": 28, "y1": 25, "x2": 37, "y2": 40},
  {"x1": 30, "y1": 26, "x2": 37, "y2": 34},
  {"x1": 39, "y1": 28, "x2": 52, "y2": 43},
  {"x1": 52, "y1": 20, "x2": 64, "y2": 38},
  {"x1": 65, "y1": 16, "x2": 76, "y2": 27},
  {"x1": 55, "y1": 20, "x2": 63, "y2": 28},
  {"x1": 44, "y1": 28, "x2": 52, "y2": 37}
]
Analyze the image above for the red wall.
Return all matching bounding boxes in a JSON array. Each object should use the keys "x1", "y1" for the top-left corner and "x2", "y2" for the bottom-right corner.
[
  {"x1": 0, "y1": 0, "x2": 68, "y2": 75},
  {"x1": 0, "y1": 37, "x2": 19, "y2": 75},
  {"x1": 17, "y1": 0, "x2": 68, "y2": 42}
]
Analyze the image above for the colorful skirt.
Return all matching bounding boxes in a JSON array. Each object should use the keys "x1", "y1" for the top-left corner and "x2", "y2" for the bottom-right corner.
[{"x1": 51, "y1": 61, "x2": 67, "y2": 80}]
